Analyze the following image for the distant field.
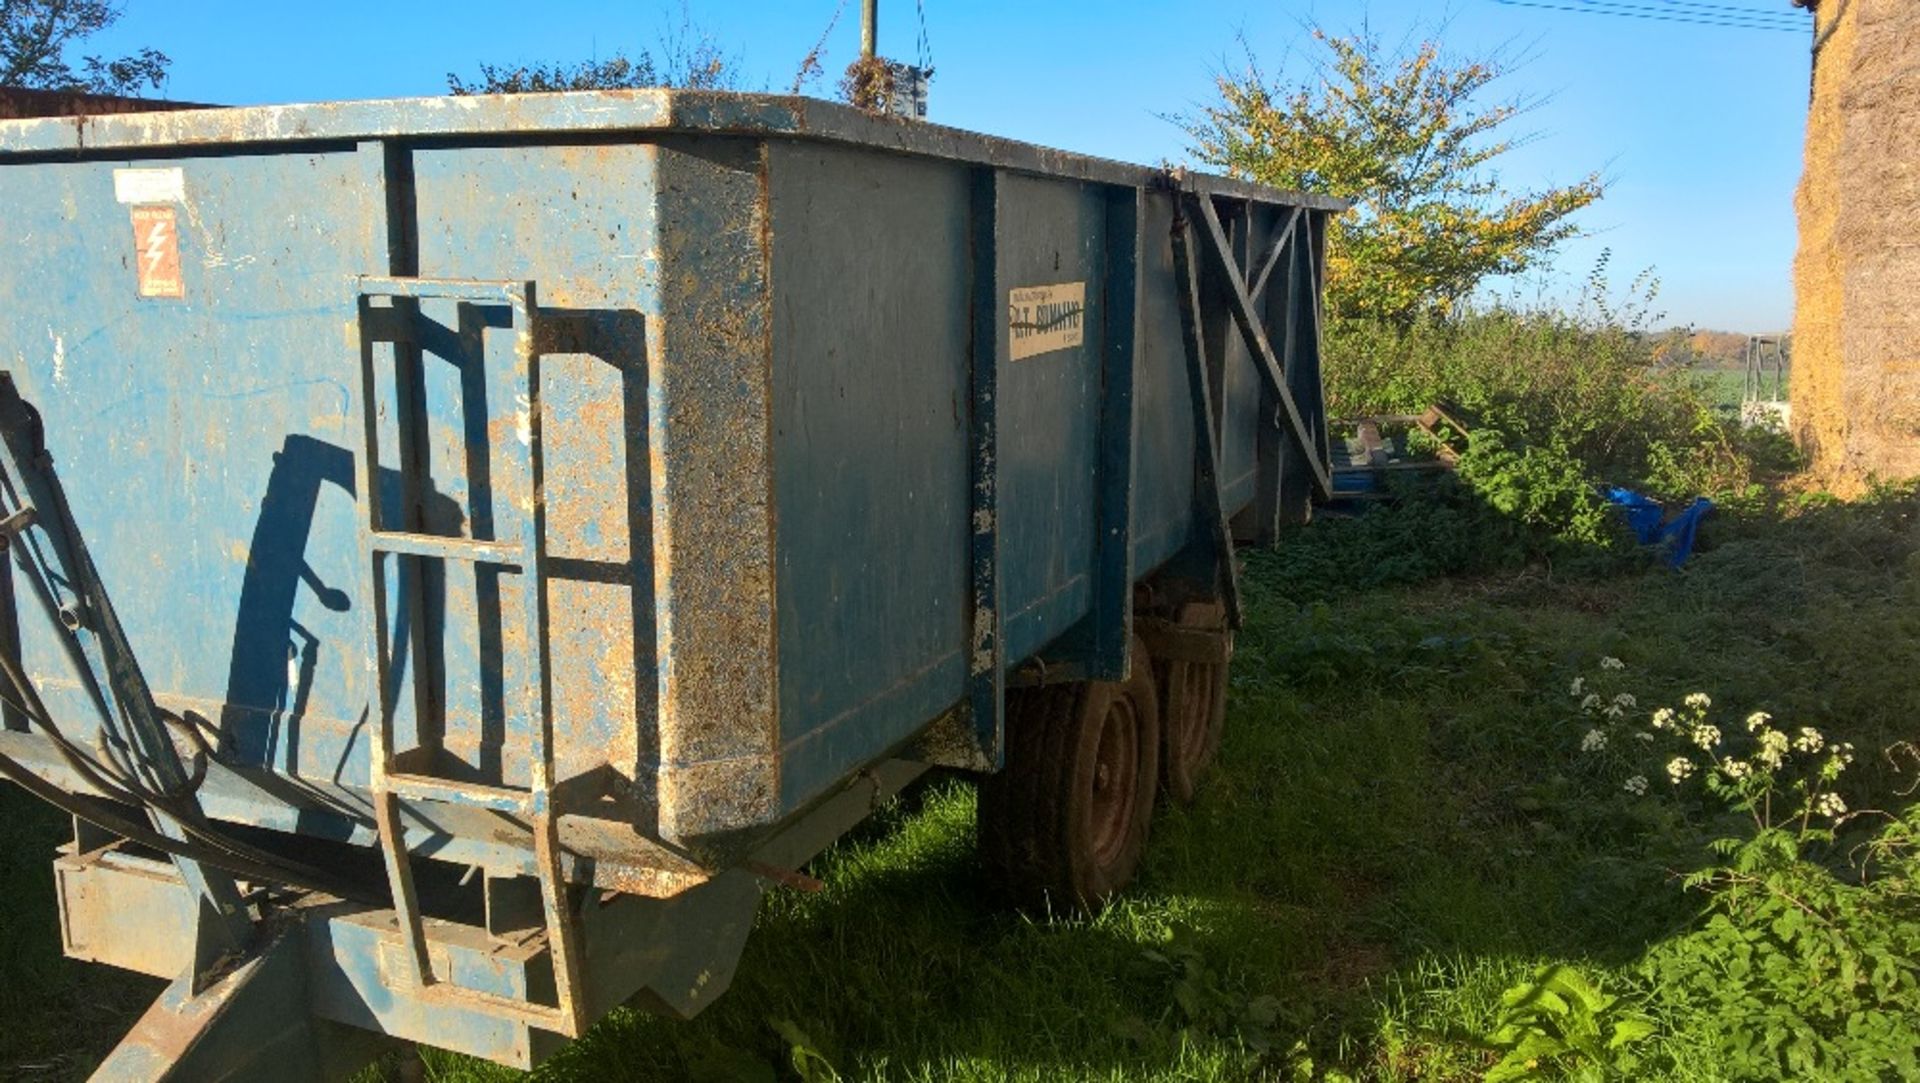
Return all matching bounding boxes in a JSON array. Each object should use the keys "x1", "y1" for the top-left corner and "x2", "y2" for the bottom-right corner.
[{"x1": 1687, "y1": 367, "x2": 1789, "y2": 414}]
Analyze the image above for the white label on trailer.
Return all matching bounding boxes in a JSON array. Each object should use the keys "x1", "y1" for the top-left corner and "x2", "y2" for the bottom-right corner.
[
  {"x1": 1008, "y1": 281, "x2": 1086, "y2": 361},
  {"x1": 113, "y1": 167, "x2": 185, "y2": 205}
]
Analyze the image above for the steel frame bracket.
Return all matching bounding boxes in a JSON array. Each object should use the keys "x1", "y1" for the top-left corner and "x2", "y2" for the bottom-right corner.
[
  {"x1": 1163, "y1": 185, "x2": 1336, "y2": 629},
  {"x1": 908, "y1": 166, "x2": 1013, "y2": 774},
  {"x1": 1186, "y1": 189, "x2": 1334, "y2": 501},
  {"x1": 1169, "y1": 200, "x2": 1245, "y2": 628},
  {"x1": 1007, "y1": 185, "x2": 1144, "y2": 686}
]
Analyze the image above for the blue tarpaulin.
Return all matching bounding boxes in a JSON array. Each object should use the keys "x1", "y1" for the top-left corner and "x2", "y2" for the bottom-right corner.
[{"x1": 1607, "y1": 488, "x2": 1713, "y2": 567}]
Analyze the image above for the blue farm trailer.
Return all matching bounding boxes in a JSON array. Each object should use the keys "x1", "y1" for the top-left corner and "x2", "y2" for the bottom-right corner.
[{"x1": 0, "y1": 90, "x2": 1341, "y2": 1080}]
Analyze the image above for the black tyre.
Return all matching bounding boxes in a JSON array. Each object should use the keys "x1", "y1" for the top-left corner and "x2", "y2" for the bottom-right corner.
[
  {"x1": 978, "y1": 640, "x2": 1160, "y2": 912},
  {"x1": 1153, "y1": 600, "x2": 1231, "y2": 805}
]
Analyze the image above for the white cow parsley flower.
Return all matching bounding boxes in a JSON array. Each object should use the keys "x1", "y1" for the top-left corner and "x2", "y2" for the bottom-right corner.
[{"x1": 1755, "y1": 729, "x2": 1790, "y2": 770}]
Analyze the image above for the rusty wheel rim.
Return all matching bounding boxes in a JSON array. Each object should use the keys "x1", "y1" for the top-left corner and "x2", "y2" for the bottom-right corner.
[{"x1": 1089, "y1": 694, "x2": 1139, "y2": 867}]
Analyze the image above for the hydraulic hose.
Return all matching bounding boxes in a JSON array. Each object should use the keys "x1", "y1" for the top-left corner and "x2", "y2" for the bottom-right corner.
[
  {"x1": 0, "y1": 647, "x2": 379, "y2": 903},
  {"x1": 0, "y1": 746, "x2": 378, "y2": 903}
]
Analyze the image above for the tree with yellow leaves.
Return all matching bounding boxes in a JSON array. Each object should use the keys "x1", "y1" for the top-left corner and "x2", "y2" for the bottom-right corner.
[{"x1": 1183, "y1": 27, "x2": 1603, "y2": 325}]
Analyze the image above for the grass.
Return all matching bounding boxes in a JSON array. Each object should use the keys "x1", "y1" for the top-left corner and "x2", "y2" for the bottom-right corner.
[
  {"x1": 0, "y1": 789, "x2": 160, "y2": 1078},
  {"x1": 7, "y1": 480, "x2": 1916, "y2": 1081}
]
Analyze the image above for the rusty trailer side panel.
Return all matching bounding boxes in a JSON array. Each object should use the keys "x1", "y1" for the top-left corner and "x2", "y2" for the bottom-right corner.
[{"x1": 0, "y1": 89, "x2": 1340, "y2": 1076}]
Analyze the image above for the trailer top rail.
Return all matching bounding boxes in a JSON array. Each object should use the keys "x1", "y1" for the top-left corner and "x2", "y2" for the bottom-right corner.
[{"x1": 0, "y1": 88, "x2": 1348, "y2": 212}]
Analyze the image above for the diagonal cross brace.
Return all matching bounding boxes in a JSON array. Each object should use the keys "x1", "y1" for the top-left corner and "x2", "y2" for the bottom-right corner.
[
  {"x1": 1248, "y1": 206, "x2": 1304, "y2": 300},
  {"x1": 1187, "y1": 191, "x2": 1334, "y2": 500}
]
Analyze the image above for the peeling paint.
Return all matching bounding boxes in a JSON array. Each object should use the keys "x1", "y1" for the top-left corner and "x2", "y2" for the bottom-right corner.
[
  {"x1": 286, "y1": 647, "x2": 303, "y2": 707},
  {"x1": 48, "y1": 327, "x2": 65, "y2": 386}
]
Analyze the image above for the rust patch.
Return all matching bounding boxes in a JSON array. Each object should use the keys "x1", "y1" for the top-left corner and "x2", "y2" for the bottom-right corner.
[
  {"x1": 646, "y1": 138, "x2": 781, "y2": 841},
  {"x1": 542, "y1": 354, "x2": 640, "y2": 787},
  {"x1": 902, "y1": 704, "x2": 995, "y2": 772},
  {"x1": 0, "y1": 86, "x2": 208, "y2": 119},
  {"x1": 593, "y1": 863, "x2": 709, "y2": 898}
]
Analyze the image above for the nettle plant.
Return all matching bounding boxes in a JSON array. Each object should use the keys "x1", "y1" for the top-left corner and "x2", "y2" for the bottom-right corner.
[{"x1": 1563, "y1": 660, "x2": 1920, "y2": 1080}]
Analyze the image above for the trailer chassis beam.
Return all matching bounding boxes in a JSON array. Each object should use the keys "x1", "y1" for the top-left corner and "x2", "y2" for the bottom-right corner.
[{"x1": 89, "y1": 924, "x2": 369, "y2": 1083}]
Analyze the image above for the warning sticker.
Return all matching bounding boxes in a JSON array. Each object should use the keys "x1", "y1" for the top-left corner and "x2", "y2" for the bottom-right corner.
[
  {"x1": 1009, "y1": 281, "x2": 1086, "y2": 361},
  {"x1": 130, "y1": 206, "x2": 184, "y2": 299}
]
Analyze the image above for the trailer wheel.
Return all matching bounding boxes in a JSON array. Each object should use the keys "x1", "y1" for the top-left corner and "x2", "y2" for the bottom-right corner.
[
  {"x1": 978, "y1": 640, "x2": 1161, "y2": 912},
  {"x1": 1153, "y1": 601, "x2": 1232, "y2": 805}
]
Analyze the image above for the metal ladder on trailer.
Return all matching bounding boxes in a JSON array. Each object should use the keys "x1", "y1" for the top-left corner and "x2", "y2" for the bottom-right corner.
[{"x1": 349, "y1": 275, "x2": 587, "y2": 1036}]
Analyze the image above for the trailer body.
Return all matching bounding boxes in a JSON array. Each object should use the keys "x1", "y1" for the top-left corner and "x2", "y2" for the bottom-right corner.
[{"x1": 0, "y1": 91, "x2": 1338, "y2": 1077}]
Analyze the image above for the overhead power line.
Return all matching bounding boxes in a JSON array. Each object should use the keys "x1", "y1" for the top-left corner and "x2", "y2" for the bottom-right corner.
[
  {"x1": 1599, "y1": 0, "x2": 1806, "y2": 18},
  {"x1": 1496, "y1": 0, "x2": 1807, "y2": 32},
  {"x1": 1497, "y1": 0, "x2": 1804, "y2": 31},
  {"x1": 1510, "y1": 0, "x2": 1809, "y2": 24},
  {"x1": 1493, "y1": 0, "x2": 1811, "y2": 33}
]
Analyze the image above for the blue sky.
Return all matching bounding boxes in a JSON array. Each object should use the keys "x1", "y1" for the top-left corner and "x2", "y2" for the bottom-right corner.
[{"x1": 89, "y1": 1, "x2": 1812, "y2": 331}]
